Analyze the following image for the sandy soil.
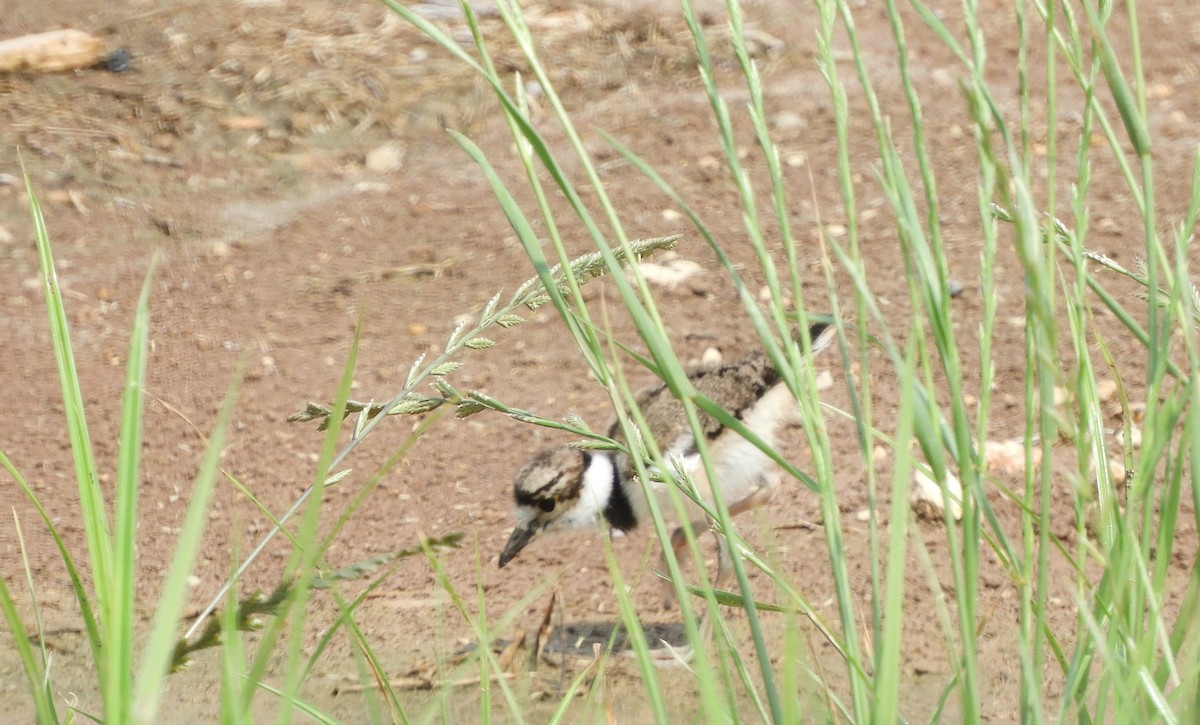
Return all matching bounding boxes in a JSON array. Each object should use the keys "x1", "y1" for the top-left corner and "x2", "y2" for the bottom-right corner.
[{"x1": 1, "y1": 0, "x2": 1197, "y2": 721}]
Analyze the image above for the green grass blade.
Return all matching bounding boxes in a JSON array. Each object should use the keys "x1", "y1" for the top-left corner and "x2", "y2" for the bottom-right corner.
[
  {"x1": 131, "y1": 358, "x2": 244, "y2": 721},
  {"x1": 0, "y1": 511, "x2": 58, "y2": 723},
  {"x1": 106, "y1": 255, "x2": 158, "y2": 723},
  {"x1": 0, "y1": 449, "x2": 104, "y2": 680},
  {"x1": 26, "y1": 172, "x2": 112, "y2": 694},
  {"x1": 271, "y1": 313, "x2": 363, "y2": 724}
]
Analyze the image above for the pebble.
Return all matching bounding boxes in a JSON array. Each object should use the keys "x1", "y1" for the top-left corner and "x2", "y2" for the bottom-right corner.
[
  {"x1": 948, "y1": 279, "x2": 965, "y2": 297},
  {"x1": 637, "y1": 258, "x2": 703, "y2": 290},
  {"x1": 1094, "y1": 379, "x2": 1118, "y2": 403},
  {"x1": 105, "y1": 48, "x2": 132, "y2": 73},
  {"x1": 771, "y1": 111, "x2": 806, "y2": 132},
  {"x1": 910, "y1": 468, "x2": 963, "y2": 521},
  {"x1": 984, "y1": 438, "x2": 1041, "y2": 475},
  {"x1": 365, "y1": 143, "x2": 404, "y2": 173}
]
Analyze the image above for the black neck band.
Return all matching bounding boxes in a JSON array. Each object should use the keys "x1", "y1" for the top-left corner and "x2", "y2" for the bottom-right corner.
[{"x1": 602, "y1": 456, "x2": 637, "y2": 532}]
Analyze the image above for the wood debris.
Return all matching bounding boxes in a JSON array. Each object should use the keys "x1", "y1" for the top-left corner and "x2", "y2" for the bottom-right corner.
[{"x1": 0, "y1": 30, "x2": 106, "y2": 73}]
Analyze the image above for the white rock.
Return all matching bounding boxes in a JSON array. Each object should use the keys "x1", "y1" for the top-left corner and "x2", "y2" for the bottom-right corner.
[
  {"x1": 984, "y1": 438, "x2": 1041, "y2": 475},
  {"x1": 701, "y1": 347, "x2": 722, "y2": 367},
  {"x1": 814, "y1": 369, "x2": 834, "y2": 391},
  {"x1": 637, "y1": 258, "x2": 703, "y2": 290},
  {"x1": 910, "y1": 468, "x2": 963, "y2": 521},
  {"x1": 1096, "y1": 379, "x2": 1118, "y2": 403},
  {"x1": 365, "y1": 143, "x2": 404, "y2": 173}
]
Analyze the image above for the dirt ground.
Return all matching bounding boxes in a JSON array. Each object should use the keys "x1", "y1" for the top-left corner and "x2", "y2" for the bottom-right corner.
[{"x1": 2, "y1": 0, "x2": 1198, "y2": 721}]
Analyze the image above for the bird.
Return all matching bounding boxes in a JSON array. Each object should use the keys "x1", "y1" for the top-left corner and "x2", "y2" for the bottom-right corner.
[{"x1": 497, "y1": 320, "x2": 837, "y2": 596}]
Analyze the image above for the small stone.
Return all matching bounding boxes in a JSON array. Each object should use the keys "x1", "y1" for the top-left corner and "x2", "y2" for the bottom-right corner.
[
  {"x1": 701, "y1": 347, "x2": 722, "y2": 367},
  {"x1": 910, "y1": 468, "x2": 963, "y2": 521},
  {"x1": 931, "y1": 67, "x2": 955, "y2": 87},
  {"x1": 105, "y1": 48, "x2": 132, "y2": 73},
  {"x1": 784, "y1": 153, "x2": 806, "y2": 168},
  {"x1": 814, "y1": 369, "x2": 834, "y2": 391},
  {"x1": 697, "y1": 155, "x2": 721, "y2": 172},
  {"x1": 210, "y1": 241, "x2": 232, "y2": 258},
  {"x1": 854, "y1": 508, "x2": 871, "y2": 523},
  {"x1": 637, "y1": 258, "x2": 703, "y2": 290},
  {"x1": 771, "y1": 111, "x2": 806, "y2": 132},
  {"x1": 984, "y1": 438, "x2": 1041, "y2": 476},
  {"x1": 872, "y1": 445, "x2": 889, "y2": 463},
  {"x1": 408, "y1": 322, "x2": 428, "y2": 335},
  {"x1": 365, "y1": 143, "x2": 404, "y2": 173},
  {"x1": 354, "y1": 181, "x2": 390, "y2": 194},
  {"x1": 661, "y1": 208, "x2": 682, "y2": 222},
  {"x1": 948, "y1": 279, "x2": 965, "y2": 298},
  {"x1": 150, "y1": 132, "x2": 176, "y2": 150},
  {"x1": 1148, "y1": 82, "x2": 1173, "y2": 99},
  {"x1": 1095, "y1": 379, "x2": 1118, "y2": 403},
  {"x1": 1128, "y1": 425, "x2": 1142, "y2": 449}
]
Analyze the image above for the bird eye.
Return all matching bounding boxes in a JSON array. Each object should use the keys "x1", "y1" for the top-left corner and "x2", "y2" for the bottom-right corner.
[{"x1": 538, "y1": 499, "x2": 556, "y2": 513}]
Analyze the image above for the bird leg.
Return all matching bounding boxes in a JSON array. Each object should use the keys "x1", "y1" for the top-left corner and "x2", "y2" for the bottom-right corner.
[{"x1": 659, "y1": 472, "x2": 782, "y2": 610}]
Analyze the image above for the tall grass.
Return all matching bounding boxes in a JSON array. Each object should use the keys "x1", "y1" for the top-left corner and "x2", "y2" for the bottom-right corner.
[
  {"x1": 380, "y1": 0, "x2": 1200, "y2": 721},
  {"x1": 0, "y1": 183, "x2": 463, "y2": 722}
]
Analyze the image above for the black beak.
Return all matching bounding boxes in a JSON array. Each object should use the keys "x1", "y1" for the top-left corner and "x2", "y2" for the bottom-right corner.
[{"x1": 498, "y1": 522, "x2": 541, "y2": 568}]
